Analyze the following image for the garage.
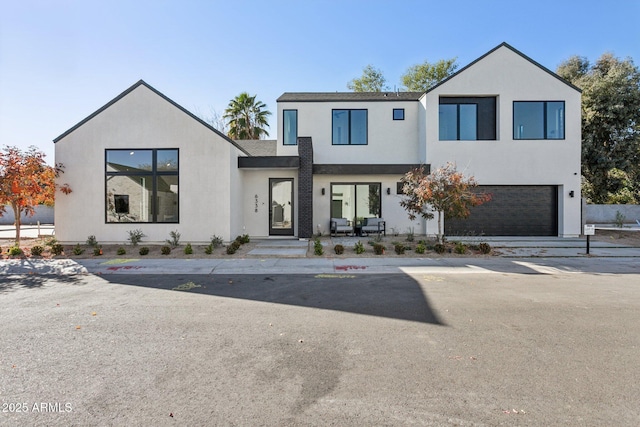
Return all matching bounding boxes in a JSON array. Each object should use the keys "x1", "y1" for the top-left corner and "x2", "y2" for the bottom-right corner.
[{"x1": 445, "y1": 185, "x2": 558, "y2": 236}]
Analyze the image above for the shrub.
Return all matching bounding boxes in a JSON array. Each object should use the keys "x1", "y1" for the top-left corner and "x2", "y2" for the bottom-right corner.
[
  {"x1": 50, "y1": 244, "x2": 64, "y2": 256},
  {"x1": 478, "y1": 242, "x2": 491, "y2": 254},
  {"x1": 238, "y1": 234, "x2": 250, "y2": 244},
  {"x1": 44, "y1": 237, "x2": 58, "y2": 247},
  {"x1": 313, "y1": 238, "x2": 324, "y2": 256},
  {"x1": 30, "y1": 245, "x2": 44, "y2": 256},
  {"x1": 161, "y1": 246, "x2": 171, "y2": 255},
  {"x1": 204, "y1": 244, "x2": 213, "y2": 255},
  {"x1": 210, "y1": 235, "x2": 224, "y2": 248},
  {"x1": 127, "y1": 229, "x2": 146, "y2": 246},
  {"x1": 373, "y1": 243, "x2": 385, "y2": 255},
  {"x1": 226, "y1": 241, "x2": 241, "y2": 255},
  {"x1": 394, "y1": 244, "x2": 405, "y2": 255},
  {"x1": 434, "y1": 243, "x2": 446, "y2": 254},
  {"x1": 93, "y1": 246, "x2": 103, "y2": 256},
  {"x1": 415, "y1": 243, "x2": 426, "y2": 254},
  {"x1": 184, "y1": 243, "x2": 193, "y2": 255},
  {"x1": 334, "y1": 244, "x2": 344, "y2": 255},
  {"x1": 354, "y1": 241, "x2": 365, "y2": 254},
  {"x1": 9, "y1": 246, "x2": 24, "y2": 256},
  {"x1": 86, "y1": 235, "x2": 98, "y2": 247},
  {"x1": 167, "y1": 230, "x2": 181, "y2": 248},
  {"x1": 139, "y1": 246, "x2": 149, "y2": 256},
  {"x1": 73, "y1": 244, "x2": 85, "y2": 255},
  {"x1": 614, "y1": 210, "x2": 626, "y2": 228},
  {"x1": 406, "y1": 227, "x2": 415, "y2": 242},
  {"x1": 117, "y1": 247, "x2": 127, "y2": 255},
  {"x1": 454, "y1": 242, "x2": 467, "y2": 254}
]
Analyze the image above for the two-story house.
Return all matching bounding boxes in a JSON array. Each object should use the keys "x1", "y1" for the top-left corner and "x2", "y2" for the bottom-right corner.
[{"x1": 54, "y1": 43, "x2": 581, "y2": 243}]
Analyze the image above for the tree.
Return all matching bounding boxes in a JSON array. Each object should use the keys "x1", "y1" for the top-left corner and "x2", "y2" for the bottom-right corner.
[
  {"x1": 347, "y1": 64, "x2": 388, "y2": 92},
  {"x1": 196, "y1": 107, "x2": 229, "y2": 135},
  {"x1": 401, "y1": 58, "x2": 458, "y2": 92},
  {"x1": 400, "y1": 163, "x2": 491, "y2": 243},
  {"x1": 223, "y1": 92, "x2": 272, "y2": 140},
  {"x1": 0, "y1": 146, "x2": 71, "y2": 242},
  {"x1": 557, "y1": 53, "x2": 640, "y2": 203}
]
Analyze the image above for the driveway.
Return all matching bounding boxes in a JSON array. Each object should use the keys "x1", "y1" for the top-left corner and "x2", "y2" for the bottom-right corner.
[{"x1": 1, "y1": 266, "x2": 639, "y2": 426}]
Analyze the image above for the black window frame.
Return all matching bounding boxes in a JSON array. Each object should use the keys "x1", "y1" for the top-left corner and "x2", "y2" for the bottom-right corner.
[
  {"x1": 283, "y1": 109, "x2": 298, "y2": 146},
  {"x1": 330, "y1": 182, "x2": 382, "y2": 222},
  {"x1": 512, "y1": 101, "x2": 565, "y2": 140},
  {"x1": 439, "y1": 97, "x2": 497, "y2": 141},
  {"x1": 393, "y1": 108, "x2": 405, "y2": 120},
  {"x1": 331, "y1": 109, "x2": 368, "y2": 145},
  {"x1": 105, "y1": 148, "x2": 179, "y2": 224}
]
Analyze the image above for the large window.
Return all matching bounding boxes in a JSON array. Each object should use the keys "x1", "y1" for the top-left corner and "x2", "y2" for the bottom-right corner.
[
  {"x1": 439, "y1": 97, "x2": 496, "y2": 141},
  {"x1": 105, "y1": 149, "x2": 179, "y2": 223},
  {"x1": 332, "y1": 109, "x2": 367, "y2": 145},
  {"x1": 513, "y1": 101, "x2": 565, "y2": 140},
  {"x1": 330, "y1": 183, "x2": 381, "y2": 223},
  {"x1": 283, "y1": 110, "x2": 297, "y2": 145}
]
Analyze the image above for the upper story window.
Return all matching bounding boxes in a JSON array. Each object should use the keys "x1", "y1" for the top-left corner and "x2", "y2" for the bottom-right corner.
[
  {"x1": 105, "y1": 149, "x2": 179, "y2": 223},
  {"x1": 513, "y1": 101, "x2": 565, "y2": 140},
  {"x1": 332, "y1": 109, "x2": 367, "y2": 145},
  {"x1": 283, "y1": 109, "x2": 297, "y2": 145},
  {"x1": 439, "y1": 97, "x2": 496, "y2": 141},
  {"x1": 393, "y1": 108, "x2": 405, "y2": 120}
]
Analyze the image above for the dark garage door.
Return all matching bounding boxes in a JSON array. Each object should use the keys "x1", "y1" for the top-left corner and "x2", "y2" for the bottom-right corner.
[{"x1": 445, "y1": 185, "x2": 558, "y2": 236}]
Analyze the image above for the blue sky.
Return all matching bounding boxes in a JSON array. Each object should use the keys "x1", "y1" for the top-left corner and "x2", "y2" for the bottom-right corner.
[{"x1": 1, "y1": 0, "x2": 639, "y2": 163}]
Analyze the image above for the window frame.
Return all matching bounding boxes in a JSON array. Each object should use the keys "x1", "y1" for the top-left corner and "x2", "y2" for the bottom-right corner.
[
  {"x1": 331, "y1": 109, "x2": 368, "y2": 145},
  {"x1": 393, "y1": 108, "x2": 405, "y2": 120},
  {"x1": 330, "y1": 182, "x2": 381, "y2": 223},
  {"x1": 283, "y1": 109, "x2": 298, "y2": 146},
  {"x1": 105, "y1": 148, "x2": 179, "y2": 224},
  {"x1": 439, "y1": 97, "x2": 496, "y2": 141},
  {"x1": 512, "y1": 101, "x2": 565, "y2": 140}
]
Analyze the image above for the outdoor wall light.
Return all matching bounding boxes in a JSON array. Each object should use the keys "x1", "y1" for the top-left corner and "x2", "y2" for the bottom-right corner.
[
  {"x1": 386, "y1": 188, "x2": 391, "y2": 195},
  {"x1": 321, "y1": 188, "x2": 325, "y2": 195},
  {"x1": 569, "y1": 190, "x2": 575, "y2": 198}
]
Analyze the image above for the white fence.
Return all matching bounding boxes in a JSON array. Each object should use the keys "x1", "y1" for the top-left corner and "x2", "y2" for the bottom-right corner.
[{"x1": 584, "y1": 203, "x2": 640, "y2": 224}]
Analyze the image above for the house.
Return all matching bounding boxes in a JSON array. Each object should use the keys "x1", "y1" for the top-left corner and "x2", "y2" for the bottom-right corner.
[{"x1": 54, "y1": 43, "x2": 581, "y2": 243}]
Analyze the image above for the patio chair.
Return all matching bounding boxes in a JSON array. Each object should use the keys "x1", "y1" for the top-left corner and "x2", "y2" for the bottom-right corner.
[
  {"x1": 361, "y1": 217, "x2": 386, "y2": 237},
  {"x1": 330, "y1": 218, "x2": 354, "y2": 237}
]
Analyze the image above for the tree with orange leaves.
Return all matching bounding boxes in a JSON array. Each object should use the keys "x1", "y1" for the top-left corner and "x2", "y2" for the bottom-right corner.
[
  {"x1": 0, "y1": 146, "x2": 71, "y2": 243},
  {"x1": 400, "y1": 162, "x2": 491, "y2": 243}
]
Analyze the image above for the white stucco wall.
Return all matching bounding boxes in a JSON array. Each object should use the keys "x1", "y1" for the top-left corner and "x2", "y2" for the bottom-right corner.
[
  {"x1": 55, "y1": 83, "x2": 240, "y2": 243},
  {"x1": 276, "y1": 100, "x2": 421, "y2": 164},
  {"x1": 423, "y1": 45, "x2": 582, "y2": 236}
]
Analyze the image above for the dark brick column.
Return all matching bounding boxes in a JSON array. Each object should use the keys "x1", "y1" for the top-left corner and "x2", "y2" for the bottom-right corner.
[{"x1": 298, "y1": 137, "x2": 314, "y2": 238}]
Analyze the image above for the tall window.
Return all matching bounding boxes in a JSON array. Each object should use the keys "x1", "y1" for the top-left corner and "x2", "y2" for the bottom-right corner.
[
  {"x1": 330, "y1": 183, "x2": 381, "y2": 222},
  {"x1": 105, "y1": 149, "x2": 179, "y2": 223},
  {"x1": 283, "y1": 109, "x2": 297, "y2": 145},
  {"x1": 513, "y1": 101, "x2": 565, "y2": 139},
  {"x1": 332, "y1": 109, "x2": 368, "y2": 145},
  {"x1": 439, "y1": 97, "x2": 496, "y2": 141}
]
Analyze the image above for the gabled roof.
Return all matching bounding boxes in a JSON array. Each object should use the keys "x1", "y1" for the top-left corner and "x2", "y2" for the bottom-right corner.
[
  {"x1": 277, "y1": 92, "x2": 423, "y2": 102},
  {"x1": 426, "y1": 42, "x2": 582, "y2": 94},
  {"x1": 53, "y1": 80, "x2": 251, "y2": 156},
  {"x1": 234, "y1": 139, "x2": 277, "y2": 156}
]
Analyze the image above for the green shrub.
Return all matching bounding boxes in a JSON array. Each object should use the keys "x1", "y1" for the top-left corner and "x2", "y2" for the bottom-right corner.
[
  {"x1": 30, "y1": 245, "x2": 44, "y2": 256},
  {"x1": 86, "y1": 235, "x2": 98, "y2": 247},
  {"x1": 238, "y1": 234, "x2": 250, "y2": 244},
  {"x1": 139, "y1": 246, "x2": 149, "y2": 256},
  {"x1": 434, "y1": 243, "x2": 446, "y2": 254},
  {"x1": 204, "y1": 244, "x2": 213, "y2": 255},
  {"x1": 117, "y1": 247, "x2": 127, "y2": 255},
  {"x1": 226, "y1": 244, "x2": 237, "y2": 255},
  {"x1": 454, "y1": 242, "x2": 467, "y2": 254},
  {"x1": 394, "y1": 244, "x2": 405, "y2": 255},
  {"x1": 50, "y1": 244, "x2": 64, "y2": 256},
  {"x1": 354, "y1": 241, "x2": 365, "y2": 254},
  {"x1": 161, "y1": 246, "x2": 171, "y2": 255},
  {"x1": 44, "y1": 237, "x2": 58, "y2": 247},
  {"x1": 9, "y1": 246, "x2": 23, "y2": 257},
  {"x1": 73, "y1": 244, "x2": 85, "y2": 255},
  {"x1": 334, "y1": 244, "x2": 344, "y2": 255},
  {"x1": 127, "y1": 229, "x2": 146, "y2": 246},
  {"x1": 210, "y1": 235, "x2": 224, "y2": 248},
  {"x1": 478, "y1": 242, "x2": 491, "y2": 254},
  {"x1": 415, "y1": 243, "x2": 426, "y2": 254},
  {"x1": 313, "y1": 238, "x2": 324, "y2": 256},
  {"x1": 373, "y1": 243, "x2": 385, "y2": 255},
  {"x1": 167, "y1": 230, "x2": 181, "y2": 248},
  {"x1": 184, "y1": 243, "x2": 193, "y2": 255},
  {"x1": 93, "y1": 246, "x2": 103, "y2": 256},
  {"x1": 614, "y1": 210, "x2": 626, "y2": 228}
]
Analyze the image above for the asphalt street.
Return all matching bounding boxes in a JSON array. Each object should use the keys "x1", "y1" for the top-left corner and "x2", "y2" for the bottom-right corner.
[{"x1": 1, "y1": 263, "x2": 639, "y2": 426}]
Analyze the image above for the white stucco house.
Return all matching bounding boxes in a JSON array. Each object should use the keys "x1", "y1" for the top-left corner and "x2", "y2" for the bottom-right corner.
[{"x1": 54, "y1": 43, "x2": 582, "y2": 243}]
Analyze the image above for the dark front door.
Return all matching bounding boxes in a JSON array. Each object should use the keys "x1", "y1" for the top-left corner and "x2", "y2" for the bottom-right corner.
[{"x1": 269, "y1": 178, "x2": 294, "y2": 236}]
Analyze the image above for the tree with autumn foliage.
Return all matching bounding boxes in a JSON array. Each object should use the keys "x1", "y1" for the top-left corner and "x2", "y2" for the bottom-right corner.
[
  {"x1": 400, "y1": 163, "x2": 491, "y2": 243},
  {"x1": 0, "y1": 146, "x2": 71, "y2": 242}
]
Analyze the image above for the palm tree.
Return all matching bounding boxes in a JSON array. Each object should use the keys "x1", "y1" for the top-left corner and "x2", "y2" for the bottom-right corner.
[{"x1": 223, "y1": 92, "x2": 272, "y2": 140}]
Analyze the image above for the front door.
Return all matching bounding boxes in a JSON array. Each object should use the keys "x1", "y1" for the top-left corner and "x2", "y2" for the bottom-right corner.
[{"x1": 269, "y1": 178, "x2": 294, "y2": 236}]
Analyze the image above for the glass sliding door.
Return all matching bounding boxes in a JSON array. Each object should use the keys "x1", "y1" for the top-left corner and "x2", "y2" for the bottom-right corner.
[
  {"x1": 269, "y1": 178, "x2": 294, "y2": 235},
  {"x1": 330, "y1": 183, "x2": 381, "y2": 224}
]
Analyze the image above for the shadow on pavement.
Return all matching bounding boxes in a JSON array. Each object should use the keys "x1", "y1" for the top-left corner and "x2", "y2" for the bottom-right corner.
[
  {"x1": 0, "y1": 274, "x2": 83, "y2": 293},
  {"x1": 99, "y1": 273, "x2": 444, "y2": 325}
]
